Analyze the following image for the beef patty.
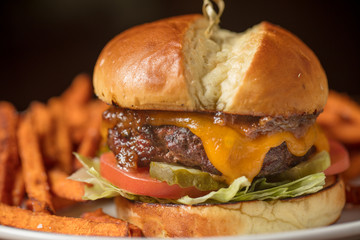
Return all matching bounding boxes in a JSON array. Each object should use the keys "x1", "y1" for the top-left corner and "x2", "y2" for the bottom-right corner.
[
  {"x1": 105, "y1": 107, "x2": 317, "y2": 178},
  {"x1": 108, "y1": 125, "x2": 220, "y2": 174}
]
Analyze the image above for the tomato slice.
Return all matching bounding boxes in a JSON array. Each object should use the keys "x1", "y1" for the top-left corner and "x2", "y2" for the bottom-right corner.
[
  {"x1": 100, "y1": 152, "x2": 208, "y2": 199},
  {"x1": 324, "y1": 140, "x2": 350, "y2": 176}
]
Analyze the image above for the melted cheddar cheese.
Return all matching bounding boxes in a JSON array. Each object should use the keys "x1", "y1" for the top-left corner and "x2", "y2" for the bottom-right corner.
[{"x1": 146, "y1": 112, "x2": 328, "y2": 183}]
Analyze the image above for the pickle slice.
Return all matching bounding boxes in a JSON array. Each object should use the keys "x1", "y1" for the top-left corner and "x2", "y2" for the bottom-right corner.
[
  {"x1": 149, "y1": 162, "x2": 227, "y2": 191},
  {"x1": 271, "y1": 151, "x2": 331, "y2": 181}
]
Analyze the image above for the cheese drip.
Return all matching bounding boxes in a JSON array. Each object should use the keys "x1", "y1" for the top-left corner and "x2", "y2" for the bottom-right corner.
[{"x1": 144, "y1": 112, "x2": 328, "y2": 183}]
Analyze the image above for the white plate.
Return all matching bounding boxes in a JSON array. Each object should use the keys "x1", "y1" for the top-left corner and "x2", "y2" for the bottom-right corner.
[{"x1": 1, "y1": 201, "x2": 360, "y2": 240}]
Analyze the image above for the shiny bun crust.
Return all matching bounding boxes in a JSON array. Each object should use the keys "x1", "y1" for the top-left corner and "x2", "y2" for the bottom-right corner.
[
  {"x1": 115, "y1": 176, "x2": 345, "y2": 237},
  {"x1": 94, "y1": 14, "x2": 328, "y2": 116}
]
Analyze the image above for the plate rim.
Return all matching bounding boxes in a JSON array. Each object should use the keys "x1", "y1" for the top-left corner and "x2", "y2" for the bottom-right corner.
[{"x1": 1, "y1": 219, "x2": 360, "y2": 240}]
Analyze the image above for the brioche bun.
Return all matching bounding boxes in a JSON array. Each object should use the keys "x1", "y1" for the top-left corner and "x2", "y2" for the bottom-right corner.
[
  {"x1": 93, "y1": 14, "x2": 328, "y2": 116},
  {"x1": 115, "y1": 176, "x2": 345, "y2": 237}
]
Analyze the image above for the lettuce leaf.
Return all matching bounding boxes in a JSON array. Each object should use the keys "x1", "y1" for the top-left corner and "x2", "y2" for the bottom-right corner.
[
  {"x1": 177, "y1": 173, "x2": 325, "y2": 205},
  {"x1": 69, "y1": 153, "x2": 326, "y2": 205},
  {"x1": 177, "y1": 176, "x2": 250, "y2": 205},
  {"x1": 232, "y1": 173, "x2": 325, "y2": 201}
]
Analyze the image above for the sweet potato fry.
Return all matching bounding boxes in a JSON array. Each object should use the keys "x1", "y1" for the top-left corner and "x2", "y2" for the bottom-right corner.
[
  {"x1": 48, "y1": 98, "x2": 73, "y2": 174},
  {"x1": 29, "y1": 102, "x2": 57, "y2": 168},
  {"x1": 61, "y1": 73, "x2": 93, "y2": 106},
  {"x1": 17, "y1": 114, "x2": 54, "y2": 213},
  {"x1": 11, "y1": 167, "x2": 25, "y2": 207},
  {"x1": 325, "y1": 124, "x2": 360, "y2": 144},
  {"x1": 29, "y1": 102, "x2": 53, "y2": 139},
  {"x1": 48, "y1": 169, "x2": 85, "y2": 202},
  {"x1": 81, "y1": 208, "x2": 143, "y2": 237},
  {"x1": 343, "y1": 151, "x2": 360, "y2": 181},
  {"x1": 344, "y1": 152, "x2": 360, "y2": 205},
  {"x1": 73, "y1": 128, "x2": 101, "y2": 170},
  {"x1": 318, "y1": 91, "x2": 360, "y2": 144},
  {"x1": 345, "y1": 184, "x2": 360, "y2": 205},
  {"x1": 56, "y1": 74, "x2": 93, "y2": 145},
  {"x1": 0, "y1": 102, "x2": 19, "y2": 205},
  {"x1": 81, "y1": 208, "x2": 118, "y2": 223},
  {"x1": 52, "y1": 195, "x2": 79, "y2": 211},
  {"x1": 0, "y1": 203, "x2": 138, "y2": 237},
  {"x1": 64, "y1": 105, "x2": 88, "y2": 144},
  {"x1": 74, "y1": 101, "x2": 107, "y2": 170}
]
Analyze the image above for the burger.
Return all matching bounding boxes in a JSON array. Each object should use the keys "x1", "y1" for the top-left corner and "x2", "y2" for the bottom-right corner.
[{"x1": 71, "y1": 13, "x2": 346, "y2": 237}]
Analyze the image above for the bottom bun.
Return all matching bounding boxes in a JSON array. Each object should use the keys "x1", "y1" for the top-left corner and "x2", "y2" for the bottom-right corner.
[{"x1": 115, "y1": 175, "x2": 345, "y2": 237}]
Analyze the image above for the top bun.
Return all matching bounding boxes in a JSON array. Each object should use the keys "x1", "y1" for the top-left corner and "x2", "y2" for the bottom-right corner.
[{"x1": 93, "y1": 14, "x2": 328, "y2": 116}]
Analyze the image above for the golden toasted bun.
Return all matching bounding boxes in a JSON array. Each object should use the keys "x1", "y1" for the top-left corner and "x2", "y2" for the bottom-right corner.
[
  {"x1": 115, "y1": 176, "x2": 345, "y2": 237},
  {"x1": 94, "y1": 14, "x2": 327, "y2": 116}
]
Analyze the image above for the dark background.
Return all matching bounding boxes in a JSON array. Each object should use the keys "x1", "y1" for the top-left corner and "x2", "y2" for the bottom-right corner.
[{"x1": 1, "y1": 0, "x2": 359, "y2": 111}]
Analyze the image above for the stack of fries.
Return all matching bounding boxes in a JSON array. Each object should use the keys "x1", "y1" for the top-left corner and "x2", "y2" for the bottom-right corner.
[
  {"x1": 317, "y1": 90, "x2": 360, "y2": 205},
  {"x1": 0, "y1": 74, "x2": 142, "y2": 237}
]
